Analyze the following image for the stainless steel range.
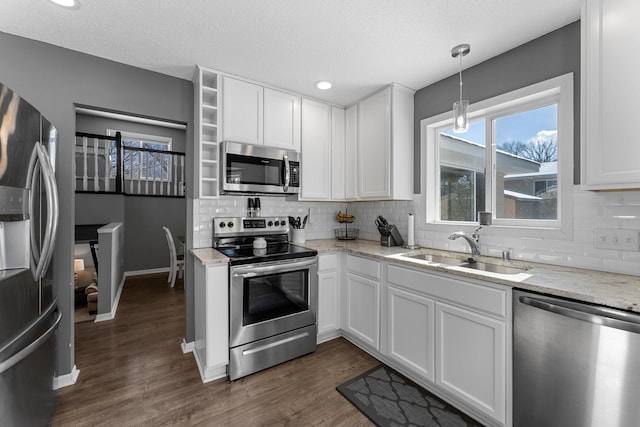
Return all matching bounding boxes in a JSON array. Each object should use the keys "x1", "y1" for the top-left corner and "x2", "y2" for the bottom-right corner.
[{"x1": 213, "y1": 216, "x2": 318, "y2": 380}]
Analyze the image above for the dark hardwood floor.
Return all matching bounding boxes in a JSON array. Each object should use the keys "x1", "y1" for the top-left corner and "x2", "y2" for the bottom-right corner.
[{"x1": 54, "y1": 273, "x2": 378, "y2": 426}]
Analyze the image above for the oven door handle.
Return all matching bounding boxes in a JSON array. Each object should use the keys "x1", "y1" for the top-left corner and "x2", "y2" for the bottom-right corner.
[{"x1": 232, "y1": 258, "x2": 317, "y2": 277}]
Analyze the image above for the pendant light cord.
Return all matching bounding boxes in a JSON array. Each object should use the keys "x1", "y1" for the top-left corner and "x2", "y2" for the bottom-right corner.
[{"x1": 458, "y1": 53, "x2": 463, "y2": 102}]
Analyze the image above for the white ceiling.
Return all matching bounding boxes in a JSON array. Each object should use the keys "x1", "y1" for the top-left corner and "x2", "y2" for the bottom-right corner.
[{"x1": 0, "y1": 0, "x2": 580, "y2": 106}]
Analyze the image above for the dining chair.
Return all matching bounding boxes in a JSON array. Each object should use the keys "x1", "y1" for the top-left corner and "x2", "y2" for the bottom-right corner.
[{"x1": 162, "y1": 226, "x2": 184, "y2": 287}]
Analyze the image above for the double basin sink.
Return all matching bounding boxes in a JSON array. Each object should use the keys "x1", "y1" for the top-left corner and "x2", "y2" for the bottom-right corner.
[{"x1": 399, "y1": 252, "x2": 529, "y2": 276}]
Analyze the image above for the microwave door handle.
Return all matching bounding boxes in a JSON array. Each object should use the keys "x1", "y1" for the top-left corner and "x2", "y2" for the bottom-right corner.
[{"x1": 283, "y1": 155, "x2": 290, "y2": 192}]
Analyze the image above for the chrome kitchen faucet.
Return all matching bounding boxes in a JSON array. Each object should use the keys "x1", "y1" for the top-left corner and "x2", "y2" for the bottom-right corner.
[
  {"x1": 448, "y1": 231, "x2": 481, "y2": 256},
  {"x1": 448, "y1": 211, "x2": 491, "y2": 257}
]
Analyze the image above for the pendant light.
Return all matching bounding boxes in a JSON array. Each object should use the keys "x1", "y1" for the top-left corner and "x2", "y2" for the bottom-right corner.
[{"x1": 451, "y1": 44, "x2": 470, "y2": 133}]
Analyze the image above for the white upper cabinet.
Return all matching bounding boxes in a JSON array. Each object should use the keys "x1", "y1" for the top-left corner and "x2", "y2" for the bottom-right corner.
[
  {"x1": 582, "y1": 0, "x2": 640, "y2": 189},
  {"x1": 331, "y1": 106, "x2": 346, "y2": 200},
  {"x1": 300, "y1": 99, "x2": 332, "y2": 200},
  {"x1": 222, "y1": 76, "x2": 301, "y2": 150},
  {"x1": 222, "y1": 77, "x2": 263, "y2": 145},
  {"x1": 357, "y1": 83, "x2": 414, "y2": 200},
  {"x1": 264, "y1": 88, "x2": 301, "y2": 150},
  {"x1": 345, "y1": 104, "x2": 358, "y2": 200}
]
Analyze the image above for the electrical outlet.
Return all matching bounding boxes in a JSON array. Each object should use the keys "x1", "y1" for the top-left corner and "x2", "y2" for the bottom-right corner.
[{"x1": 594, "y1": 228, "x2": 640, "y2": 251}]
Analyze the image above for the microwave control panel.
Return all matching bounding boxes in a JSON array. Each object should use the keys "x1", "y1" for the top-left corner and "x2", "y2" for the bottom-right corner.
[{"x1": 289, "y1": 161, "x2": 300, "y2": 187}]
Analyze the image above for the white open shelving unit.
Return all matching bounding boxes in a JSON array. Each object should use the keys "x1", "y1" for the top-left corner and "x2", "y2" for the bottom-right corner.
[{"x1": 194, "y1": 66, "x2": 220, "y2": 198}]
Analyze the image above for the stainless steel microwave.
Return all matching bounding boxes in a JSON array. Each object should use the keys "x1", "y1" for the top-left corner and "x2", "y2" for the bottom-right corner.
[{"x1": 220, "y1": 141, "x2": 301, "y2": 195}]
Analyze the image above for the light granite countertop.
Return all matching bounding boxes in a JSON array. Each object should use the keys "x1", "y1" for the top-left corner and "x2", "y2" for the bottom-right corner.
[
  {"x1": 191, "y1": 247, "x2": 228, "y2": 265},
  {"x1": 193, "y1": 239, "x2": 640, "y2": 313}
]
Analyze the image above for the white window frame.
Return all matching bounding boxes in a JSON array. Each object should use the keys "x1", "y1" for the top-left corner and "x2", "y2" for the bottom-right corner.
[
  {"x1": 422, "y1": 73, "x2": 574, "y2": 240},
  {"x1": 106, "y1": 129, "x2": 172, "y2": 151},
  {"x1": 106, "y1": 129, "x2": 173, "y2": 181}
]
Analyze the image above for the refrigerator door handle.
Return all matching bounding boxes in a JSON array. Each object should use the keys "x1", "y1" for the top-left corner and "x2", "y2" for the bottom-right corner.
[
  {"x1": 0, "y1": 299, "x2": 60, "y2": 375},
  {"x1": 27, "y1": 141, "x2": 59, "y2": 281}
]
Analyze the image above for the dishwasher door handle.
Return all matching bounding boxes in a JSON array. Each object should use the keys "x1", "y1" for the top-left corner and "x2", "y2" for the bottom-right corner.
[{"x1": 519, "y1": 295, "x2": 640, "y2": 334}]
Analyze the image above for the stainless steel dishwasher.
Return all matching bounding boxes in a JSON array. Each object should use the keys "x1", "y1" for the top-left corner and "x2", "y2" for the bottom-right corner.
[{"x1": 513, "y1": 289, "x2": 640, "y2": 427}]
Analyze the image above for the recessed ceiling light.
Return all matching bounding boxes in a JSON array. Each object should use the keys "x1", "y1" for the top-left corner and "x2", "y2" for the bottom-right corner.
[
  {"x1": 315, "y1": 81, "x2": 332, "y2": 90},
  {"x1": 48, "y1": 0, "x2": 80, "y2": 9}
]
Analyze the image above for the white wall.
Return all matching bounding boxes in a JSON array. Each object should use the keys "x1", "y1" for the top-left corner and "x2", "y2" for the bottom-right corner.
[
  {"x1": 347, "y1": 189, "x2": 640, "y2": 277},
  {"x1": 192, "y1": 196, "x2": 348, "y2": 249}
]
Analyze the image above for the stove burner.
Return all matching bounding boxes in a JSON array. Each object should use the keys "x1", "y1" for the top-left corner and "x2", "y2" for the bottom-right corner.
[{"x1": 213, "y1": 216, "x2": 316, "y2": 265}]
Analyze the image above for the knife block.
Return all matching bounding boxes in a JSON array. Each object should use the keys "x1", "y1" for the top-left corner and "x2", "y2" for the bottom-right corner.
[{"x1": 378, "y1": 224, "x2": 404, "y2": 247}]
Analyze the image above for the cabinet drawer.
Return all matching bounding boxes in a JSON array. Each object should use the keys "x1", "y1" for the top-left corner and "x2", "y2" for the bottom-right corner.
[
  {"x1": 318, "y1": 253, "x2": 338, "y2": 271},
  {"x1": 347, "y1": 255, "x2": 380, "y2": 280},
  {"x1": 388, "y1": 264, "x2": 506, "y2": 318}
]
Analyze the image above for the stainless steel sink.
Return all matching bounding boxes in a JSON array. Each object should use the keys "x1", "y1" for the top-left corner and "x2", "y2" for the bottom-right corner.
[
  {"x1": 403, "y1": 253, "x2": 464, "y2": 265},
  {"x1": 458, "y1": 261, "x2": 528, "y2": 275}
]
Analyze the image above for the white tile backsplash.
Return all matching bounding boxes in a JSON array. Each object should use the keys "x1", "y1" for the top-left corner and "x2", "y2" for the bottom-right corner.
[{"x1": 191, "y1": 186, "x2": 640, "y2": 276}]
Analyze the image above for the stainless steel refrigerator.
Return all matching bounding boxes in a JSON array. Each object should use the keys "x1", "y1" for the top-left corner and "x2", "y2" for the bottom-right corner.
[{"x1": 0, "y1": 83, "x2": 61, "y2": 425}]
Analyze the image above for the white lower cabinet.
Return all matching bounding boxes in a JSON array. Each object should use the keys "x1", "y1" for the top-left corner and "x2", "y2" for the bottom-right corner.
[
  {"x1": 387, "y1": 285, "x2": 435, "y2": 381},
  {"x1": 385, "y1": 263, "x2": 509, "y2": 426},
  {"x1": 317, "y1": 254, "x2": 340, "y2": 342},
  {"x1": 344, "y1": 255, "x2": 381, "y2": 350},
  {"x1": 435, "y1": 302, "x2": 506, "y2": 425}
]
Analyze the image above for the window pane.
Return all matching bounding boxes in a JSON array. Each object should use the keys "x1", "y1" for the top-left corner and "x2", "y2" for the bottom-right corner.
[
  {"x1": 495, "y1": 104, "x2": 558, "y2": 220},
  {"x1": 439, "y1": 121, "x2": 486, "y2": 222}
]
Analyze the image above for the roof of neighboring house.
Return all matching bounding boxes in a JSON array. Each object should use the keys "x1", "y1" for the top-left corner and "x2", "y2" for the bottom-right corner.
[
  {"x1": 503, "y1": 189, "x2": 543, "y2": 201},
  {"x1": 439, "y1": 133, "x2": 540, "y2": 175},
  {"x1": 504, "y1": 161, "x2": 557, "y2": 180}
]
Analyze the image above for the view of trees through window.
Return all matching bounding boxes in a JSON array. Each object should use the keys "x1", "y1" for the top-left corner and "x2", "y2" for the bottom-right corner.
[
  {"x1": 107, "y1": 131, "x2": 171, "y2": 181},
  {"x1": 439, "y1": 103, "x2": 558, "y2": 222}
]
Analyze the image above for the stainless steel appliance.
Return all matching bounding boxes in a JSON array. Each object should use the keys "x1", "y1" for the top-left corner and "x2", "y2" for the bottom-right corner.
[
  {"x1": 513, "y1": 289, "x2": 640, "y2": 427},
  {"x1": 220, "y1": 141, "x2": 300, "y2": 195},
  {"x1": 0, "y1": 83, "x2": 61, "y2": 425},
  {"x1": 213, "y1": 216, "x2": 317, "y2": 380}
]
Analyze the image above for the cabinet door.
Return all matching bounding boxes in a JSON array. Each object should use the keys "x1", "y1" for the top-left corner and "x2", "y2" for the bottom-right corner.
[
  {"x1": 300, "y1": 99, "x2": 332, "y2": 200},
  {"x1": 318, "y1": 269, "x2": 339, "y2": 337},
  {"x1": 582, "y1": 0, "x2": 640, "y2": 189},
  {"x1": 345, "y1": 272, "x2": 380, "y2": 350},
  {"x1": 435, "y1": 302, "x2": 506, "y2": 424},
  {"x1": 345, "y1": 104, "x2": 358, "y2": 200},
  {"x1": 264, "y1": 88, "x2": 300, "y2": 150},
  {"x1": 387, "y1": 285, "x2": 435, "y2": 381},
  {"x1": 357, "y1": 87, "x2": 391, "y2": 199},
  {"x1": 331, "y1": 106, "x2": 346, "y2": 200},
  {"x1": 222, "y1": 77, "x2": 263, "y2": 145}
]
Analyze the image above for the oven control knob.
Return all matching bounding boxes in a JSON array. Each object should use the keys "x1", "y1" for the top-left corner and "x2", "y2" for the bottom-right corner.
[
  {"x1": 219, "y1": 222, "x2": 226, "y2": 228},
  {"x1": 267, "y1": 221, "x2": 273, "y2": 227},
  {"x1": 227, "y1": 221, "x2": 234, "y2": 228},
  {"x1": 273, "y1": 220, "x2": 279, "y2": 226}
]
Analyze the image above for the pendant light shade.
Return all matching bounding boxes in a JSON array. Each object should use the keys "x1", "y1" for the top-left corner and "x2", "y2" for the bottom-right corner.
[{"x1": 451, "y1": 44, "x2": 470, "y2": 133}]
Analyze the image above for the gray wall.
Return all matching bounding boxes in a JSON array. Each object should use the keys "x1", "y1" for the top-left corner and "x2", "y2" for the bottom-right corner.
[
  {"x1": 75, "y1": 193, "x2": 186, "y2": 272},
  {"x1": 124, "y1": 196, "x2": 186, "y2": 271},
  {"x1": 0, "y1": 31, "x2": 193, "y2": 378},
  {"x1": 414, "y1": 20, "x2": 581, "y2": 192},
  {"x1": 75, "y1": 193, "x2": 125, "y2": 224}
]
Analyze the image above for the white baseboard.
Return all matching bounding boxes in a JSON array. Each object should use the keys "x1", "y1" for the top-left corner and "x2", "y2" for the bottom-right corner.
[
  {"x1": 193, "y1": 347, "x2": 227, "y2": 384},
  {"x1": 94, "y1": 275, "x2": 124, "y2": 322},
  {"x1": 317, "y1": 330, "x2": 341, "y2": 344},
  {"x1": 181, "y1": 339, "x2": 194, "y2": 354},
  {"x1": 125, "y1": 267, "x2": 170, "y2": 277},
  {"x1": 53, "y1": 365, "x2": 80, "y2": 389}
]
